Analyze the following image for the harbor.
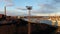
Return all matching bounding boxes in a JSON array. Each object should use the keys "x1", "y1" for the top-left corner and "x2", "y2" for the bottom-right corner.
[
  {"x1": 0, "y1": 14, "x2": 59, "y2": 34},
  {"x1": 0, "y1": 0, "x2": 60, "y2": 34}
]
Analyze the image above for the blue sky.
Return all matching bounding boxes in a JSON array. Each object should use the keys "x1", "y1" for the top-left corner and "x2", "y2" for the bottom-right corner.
[{"x1": 0, "y1": 0, "x2": 60, "y2": 16}]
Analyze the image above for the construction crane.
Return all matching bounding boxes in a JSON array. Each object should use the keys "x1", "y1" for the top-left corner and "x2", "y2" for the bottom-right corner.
[{"x1": 17, "y1": 6, "x2": 32, "y2": 34}]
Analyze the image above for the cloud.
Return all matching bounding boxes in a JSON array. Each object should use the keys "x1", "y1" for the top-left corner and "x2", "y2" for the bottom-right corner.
[
  {"x1": 32, "y1": 4, "x2": 57, "y2": 14},
  {"x1": 0, "y1": 0, "x2": 2, "y2": 2},
  {"x1": 4, "y1": 0, "x2": 14, "y2": 6},
  {"x1": 40, "y1": 4, "x2": 56, "y2": 9},
  {"x1": 4, "y1": 0, "x2": 13, "y2": 3},
  {"x1": 53, "y1": 0, "x2": 60, "y2": 3},
  {"x1": 6, "y1": 3, "x2": 14, "y2": 6},
  {"x1": 6, "y1": 10, "x2": 28, "y2": 16},
  {"x1": 31, "y1": 13, "x2": 49, "y2": 16},
  {"x1": 37, "y1": 0, "x2": 60, "y2": 14},
  {"x1": 32, "y1": 10, "x2": 55, "y2": 14},
  {"x1": 0, "y1": 11, "x2": 4, "y2": 14}
]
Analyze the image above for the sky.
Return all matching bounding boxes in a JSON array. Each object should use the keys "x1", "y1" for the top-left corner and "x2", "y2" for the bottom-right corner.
[{"x1": 0, "y1": 0, "x2": 60, "y2": 16}]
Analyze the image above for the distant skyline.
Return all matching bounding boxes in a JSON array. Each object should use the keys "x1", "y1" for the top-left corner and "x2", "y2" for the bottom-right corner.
[{"x1": 0, "y1": 0, "x2": 60, "y2": 16}]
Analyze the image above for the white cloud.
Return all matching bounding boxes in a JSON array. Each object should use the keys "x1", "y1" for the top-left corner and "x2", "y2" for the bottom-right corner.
[
  {"x1": 0, "y1": 11, "x2": 4, "y2": 14},
  {"x1": 3, "y1": 0, "x2": 14, "y2": 6},
  {"x1": 53, "y1": 0, "x2": 60, "y2": 3},
  {"x1": 6, "y1": 10, "x2": 28, "y2": 16},
  {"x1": 4, "y1": 0, "x2": 13, "y2": 3},
  {"x1": 32, "y1": 3, "x2": 58, "y2": 14},
  {"x1": 0, "y1": 0, "x2": 2, "y2": 2}
]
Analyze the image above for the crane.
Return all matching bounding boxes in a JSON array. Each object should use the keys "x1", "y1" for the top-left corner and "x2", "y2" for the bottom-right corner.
[{"x1": 17, "y1": 6, "x2": 32, "y2": 34}]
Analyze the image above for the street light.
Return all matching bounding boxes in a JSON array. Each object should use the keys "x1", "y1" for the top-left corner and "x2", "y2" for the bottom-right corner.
[{"x1": 26, "y1": 6, "x2": 32, "y2": 34}]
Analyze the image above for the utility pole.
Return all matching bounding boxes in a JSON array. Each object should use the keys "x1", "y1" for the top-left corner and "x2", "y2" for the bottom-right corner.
[{"x1": 26, "y1": 6, "x2": 32, "y2": 34}]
